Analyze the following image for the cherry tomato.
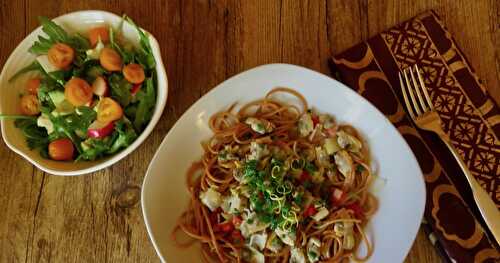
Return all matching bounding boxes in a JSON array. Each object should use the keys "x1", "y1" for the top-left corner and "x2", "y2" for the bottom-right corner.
[
  {"x1": 303, "y1": 205, "x2": 317, "y2": 217},
  {"x1": 97, "y1": 97, "x2": 123, "y2": 123},
  {"x1": 88, "y1": 26, "x2": 109, "y2": 47},
  {"x1": 20, "y1": 94, "x2": 40, "y2": 115},
  {"x1": 65, "y1": 77, "x2": 93, "y2": 106},
  {"x1": 122, "y1": 63, "x2": 145, "y2": 84},
  {"x1": 26, "y1": 77, "x2": 41, "y2": 95},
  {"x1": 99, "y1": 47, "x2": 122, "y2": 71},
  {"x1": 48, "y1": 43, "x2": 74, "y2": 69},
  {"x1": 48, "y1": 138, "x2": 74, "y2": 161}
]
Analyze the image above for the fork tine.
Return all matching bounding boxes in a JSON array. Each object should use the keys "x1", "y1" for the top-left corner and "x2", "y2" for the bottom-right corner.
[
  {"x1": 409, "y1": 66, "x2": 428, "y2": 112},
  {"x1": 399, "y1": 72, "x2": 416, "y2": 120},
  {"x1": 402, "y1": 68, "x2": 422, "y2": 116},
  {"x1": 415, "y1": 65, "x2": 434, "y2": 110}
]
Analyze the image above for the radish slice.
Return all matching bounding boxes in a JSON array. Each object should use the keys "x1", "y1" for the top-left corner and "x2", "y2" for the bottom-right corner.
[
  {"x1": 87, "y1": 120, "x2": 114, "y2": 138},
  {"x1": 131, "y1": 83, "x2": 141, "y2": 95},
  {"x1": 92, "y1": 76, "x2": 109, "y2": 97}
]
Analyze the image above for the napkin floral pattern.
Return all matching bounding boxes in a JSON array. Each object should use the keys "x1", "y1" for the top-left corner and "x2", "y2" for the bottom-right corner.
[{"x1": 331, "y1": 11, "x2": 499, "y2": 263}]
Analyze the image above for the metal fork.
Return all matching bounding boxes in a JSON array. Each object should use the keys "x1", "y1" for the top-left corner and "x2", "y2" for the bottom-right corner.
[{"x1": 399, "y1": 65, "x2": 500, "y2": 246}]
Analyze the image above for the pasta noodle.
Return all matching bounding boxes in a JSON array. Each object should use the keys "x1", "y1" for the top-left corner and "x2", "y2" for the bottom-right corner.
[{"x1": 172, "y1": 88, "x2": 377, "y2": 263}]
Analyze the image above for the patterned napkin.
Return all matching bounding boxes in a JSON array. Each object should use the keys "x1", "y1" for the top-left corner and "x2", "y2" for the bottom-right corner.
[{"x1": 330, "y1": 11, "x2": 499, "y2": 263}]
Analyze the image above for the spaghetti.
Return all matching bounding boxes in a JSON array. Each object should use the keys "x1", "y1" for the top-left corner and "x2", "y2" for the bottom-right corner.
[{"x1": 173, "y1": 88, "x2": 377, "y2": 263}]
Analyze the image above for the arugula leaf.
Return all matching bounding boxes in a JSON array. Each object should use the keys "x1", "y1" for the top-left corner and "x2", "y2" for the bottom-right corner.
[
  {"x1": 9, "y1": 61, "x2": 46, "y2": 82},
  {"x1": 38, "y1": 16, "x2": 69, "y2": 42},
  {"x1": 48, "y1": 70, "x2": 72, "y2": 86},
  {"x1": 109, "y1": 27, "x2": 134, "y2": 64},
  {"x1": 47, "y1": 114, "x2": 82, "y2": 153},
  {"x1": 29, "y1": 17, "x2": 89, "y2": 67},
  {"x1": 108, "y1": 74, "x2": 132, "y2": 107},
  {"x1": 108, "y1": 119, "x2": 137, "y2": 154},
  {"x1": 85, "y1": 64, "x2": 107, "y2": 80},
  {"x1": 124, "y1": 16, "x2": 155, "y2": 70},
  {"x1": 14, "y1": 118, "x2": 49, "y2": 157},
  {"x1": 29, "y1": 35, "x2": 54, "y2": 55},
  {"x1": 77, "y1": 137, "x2": 113, "y2": 161},
  {"x1": 77, "y1": 119, "x2": 137, "y2": 160},
  {"x1": 29, "y1": 16, "x2": 69, "y2": 54},
  {"x1": 133, "y1": 77, "x2": 155, "y2": 131},
  {"x1": 67, "y1": 107, "x2": 97, "y2": 135}
]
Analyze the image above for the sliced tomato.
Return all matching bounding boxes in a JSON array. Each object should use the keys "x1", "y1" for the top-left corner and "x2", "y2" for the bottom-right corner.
[
  {"x1": 99, "y1": 47, "x2": 122, "y2": 72},
  {"x1": 20, "y1": 94, "x2": 40, "y2": 115},
  {"x1": 92, "y1": 76, "x2": 109, "y2": 97},
  {"x1": 48, "y1": 43, "x2": 74, "y2": 69},
  {"x1": 87, "y1": 120, "x2": 114, "y2": 138},
  {"x1": 88, "y1": 26, "x2": 109, "y2": 47},
  {"x1": 97, "y1": 97, "x2": 123, "y2": 123},
  {"x1": 26, "y1": 77, "x2": 41, "y2": 95},
  {"x1": 123, "y1": 63, "x2": 145, "y2": 84},
  {"x1": 65, "y1": 77, "x2": 93, "y2": 106},
  {"x1": 48, "y1": 138, "x2": 74, "y2": 161},
  {"x1": 303, "y1": 204, "x2": 317, "y2": 217}
]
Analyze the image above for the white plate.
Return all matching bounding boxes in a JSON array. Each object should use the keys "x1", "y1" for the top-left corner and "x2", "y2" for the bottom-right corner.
[
  {"x1": 0, "y1": 10, "x2": 168, "y2": 176},
  {"x1": 142, "y1": 64, "x2": 425, "y2": 262}
]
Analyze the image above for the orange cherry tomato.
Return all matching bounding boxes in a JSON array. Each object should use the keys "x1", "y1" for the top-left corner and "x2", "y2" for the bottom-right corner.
[
  {"x1": 48, "y1": 138, "x2": 74, "y2": 161},
  {"x1": 99, "y1": 47, "x2": 122, "y2": 72},
  {"x1": 26, "y1": 77, "x2": 41, "y2": 95},
  {"x1": 20, "y1": 94, "x2": 40, "y2": 115},
  {"x1": 88, "y1": 26, "x2": 109, "y2": 47},
  {"x1": 64, "y1": 77, "x2": 93, "y2": 106},
  {"x1": 122, "y1": 63, "x2": 145, "y2": 84},
  {"x1": 48, "y1": 43, "x2": 75, "y2": 69},
  {"x1": 97, "y1": 97, "x2": 123, "y2": 123}
]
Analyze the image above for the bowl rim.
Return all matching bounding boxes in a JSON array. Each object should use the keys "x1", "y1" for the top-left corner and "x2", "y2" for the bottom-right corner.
[
  {"x1": 141, "y1": 63, "x2": 426, "y2": 262},
  {"x1": 0, "y1": 10, "x2": 168, "y2": 176}
]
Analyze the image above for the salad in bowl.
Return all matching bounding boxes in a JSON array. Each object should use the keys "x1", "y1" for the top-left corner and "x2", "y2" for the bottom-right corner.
[{"x1": 0, "y1": 11, "x2": 167, "y2": 175}]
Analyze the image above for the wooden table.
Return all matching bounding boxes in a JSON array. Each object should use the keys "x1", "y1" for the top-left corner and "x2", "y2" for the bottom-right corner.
[{"x1": 0, "y1": 1, "x2": 498, "y2": 262}]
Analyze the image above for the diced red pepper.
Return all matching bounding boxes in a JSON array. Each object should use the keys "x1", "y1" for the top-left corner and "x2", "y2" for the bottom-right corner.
[
  {"x1": 214, "y1": 221, "x2": 234, "y2": 233},
  {"x1": 299, "y1": 171, "x2": 311, "y2": 183},
  {"x1": 130, "y1": 83, "x2": 141, "y2": 95},
  {"x1": 209, "y1": 208, "x2": 222, "y2": 224},
  {"x1": 330, "y1": 188, "x2": 346, "y2": 206},
  {"x1": 231, "y1": 230, "x2": 244, "y2": 244},
  {"x1": 232, "y1": 216, "x2": 242, "y2": 227},
  {"x1": 346, "y1": 202, "x2": 364, "y2": 219},
  {"x1": 303, "y1": 205, "x2": 317, "y2": 217},
  {"x1": 311, "y1": 115, "x2": 319, "y2": 127}
]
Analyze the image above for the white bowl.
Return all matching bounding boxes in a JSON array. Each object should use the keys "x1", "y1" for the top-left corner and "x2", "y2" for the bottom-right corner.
[
  {"x1": 142, "y1": 64, "x2": 425, "y2": 262},
  {"x1": 0, "y1": 10, "x2": 168, "y2": 176}
]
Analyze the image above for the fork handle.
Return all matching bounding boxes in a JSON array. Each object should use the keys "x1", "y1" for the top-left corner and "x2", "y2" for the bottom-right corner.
[{"x1": 441, "y1": 138, "x2": 500, "y2": 246}]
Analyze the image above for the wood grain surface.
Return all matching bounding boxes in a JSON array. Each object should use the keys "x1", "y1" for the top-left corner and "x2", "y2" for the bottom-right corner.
[{"x1": 0, "y1": 0, "x2": 498, "y2": 262}]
